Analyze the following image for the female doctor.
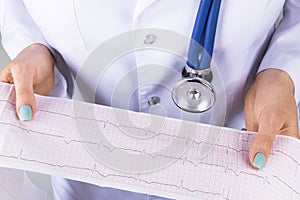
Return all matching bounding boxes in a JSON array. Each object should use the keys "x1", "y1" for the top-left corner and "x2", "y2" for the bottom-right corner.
[{"x1": 0, "y1": 0, "x2": 300, "y2": 199}]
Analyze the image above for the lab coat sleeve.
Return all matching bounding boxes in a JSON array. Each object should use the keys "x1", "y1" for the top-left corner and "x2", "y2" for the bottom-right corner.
[
  {"x1": 0, "y1": 0, "x2": 68, "y2": 98},
  {"x1": 258, "y1": 0, "x2": 300, "y2": 104},
  {"x1": 0, "y1": 0, "x2": 52, "y2": 59}
]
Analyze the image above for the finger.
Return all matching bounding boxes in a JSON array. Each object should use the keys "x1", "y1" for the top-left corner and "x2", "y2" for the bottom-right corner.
[
  {"x1": 278, "y1": 102, "x2": 300, "y2": 139},
  {"x1": 249, "y1": 113, "x2": 283, "y2": 170},
  {"x1": 277, "y1": 117, "x2": 300, "y2": 139},
  {"x1": 0, "y1": 66, "x2": 13, "y2": 84},
  {"x1": 11, "y1": 66, "x2": 36, "y2": 121}
]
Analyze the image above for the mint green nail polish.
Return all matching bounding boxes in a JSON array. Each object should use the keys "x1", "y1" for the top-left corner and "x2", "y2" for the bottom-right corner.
[
  {"x1": 19, "y1": 105, "x2": 32, "y2": 121},
  {"x1": 253, "y1": 152, "x2": 266, "y2": 170}
]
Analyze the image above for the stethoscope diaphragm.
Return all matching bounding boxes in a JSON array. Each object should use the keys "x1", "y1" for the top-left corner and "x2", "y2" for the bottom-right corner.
[{"x1": 171, "y1": 77, "x2": 215, "y2": 113}]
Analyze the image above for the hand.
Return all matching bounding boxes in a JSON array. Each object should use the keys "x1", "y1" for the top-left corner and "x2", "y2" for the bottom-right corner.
[
  {"x1": 0, "y1": 43, "x2": 55, "y2": 121},
  {"x1": 245, "y1": 69, "x2": 299, "y2": 170}
]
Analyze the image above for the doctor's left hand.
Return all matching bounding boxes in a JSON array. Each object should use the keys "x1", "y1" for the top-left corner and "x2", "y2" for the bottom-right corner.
[
  {"x1": 245, "y1": 69, "x2": 300, "y2": 170},
  {"x1": 0, "y1": 43, "x2": 55, "y2": 121}
]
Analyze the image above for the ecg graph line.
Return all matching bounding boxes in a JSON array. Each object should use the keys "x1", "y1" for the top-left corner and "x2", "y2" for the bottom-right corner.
[
  {"x1": 0, "y1": 148, "x2": 298, "y2": 199},
  {"x1": 0, "y1": 151, "x2": 223, "y2": 197},
  {"x1": 0, "y1": 99, "x2": 172, "y2": 140},
  {"x1": 1, "y1": 121, "x2": 300, "y2": 197},
  {"x1": 0, "y1": 98, "x2": 257, "y2": 155},
  {"x1": 0, "y1": 150, "x2": 272, "y2": 199},
  {"x1": 0, "y1": 99, "x2": 252, "y2": 155},
  {"x1": 0, "y1": 121, "x2": 259, "y2": 168},
  {"x1": 1, "y1": 119, "x2": 298, "y2": 177}
]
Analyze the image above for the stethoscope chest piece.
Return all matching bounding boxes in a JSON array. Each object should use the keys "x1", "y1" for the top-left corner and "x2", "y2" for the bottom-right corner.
[{"x1": 171, "y1": 66, "x2": 215, "y2": 113}]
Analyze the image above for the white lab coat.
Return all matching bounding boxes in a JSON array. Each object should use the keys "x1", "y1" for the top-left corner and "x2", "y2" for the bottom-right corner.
[{"x1": 1, "y1": 0, "x2": 300, "y2": 199}]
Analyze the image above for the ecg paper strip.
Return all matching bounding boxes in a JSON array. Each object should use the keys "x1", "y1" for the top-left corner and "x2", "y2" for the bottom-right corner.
[{"x1": 0, "y1": 82, "x2": 300, "y2": 200}]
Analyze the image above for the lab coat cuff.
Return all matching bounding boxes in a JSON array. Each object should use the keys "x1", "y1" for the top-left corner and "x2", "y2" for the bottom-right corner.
[
  {"x1": 2, "y1": 38, "x2": 54, "y2": 60},
  {"x1": 258, "y1": 55, "x2": 300, "y2": 104}
]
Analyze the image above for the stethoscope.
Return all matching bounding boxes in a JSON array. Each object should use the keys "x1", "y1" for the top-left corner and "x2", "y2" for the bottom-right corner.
[{"x1": 172, "y1": 0, "x2": 222, "y2": 113}]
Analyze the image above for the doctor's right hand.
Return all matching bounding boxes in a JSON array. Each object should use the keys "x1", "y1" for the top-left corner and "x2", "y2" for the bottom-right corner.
[{"x1": 0, "y1": 43, "x2": 55, "y2": 121}]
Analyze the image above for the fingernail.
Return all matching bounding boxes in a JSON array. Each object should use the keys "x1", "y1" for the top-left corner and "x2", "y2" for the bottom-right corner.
[
  {"x1": 253, "y1": 152, "x2": 266, "y2": 170},
  {"x1": 19, "y1": 105, "x2": 32, "y2": 121}
]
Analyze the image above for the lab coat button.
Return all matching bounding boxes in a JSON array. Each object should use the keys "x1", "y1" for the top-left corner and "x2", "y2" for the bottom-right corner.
[
  {"x1": 148, "y1": 96, "x2": 160, "y2": 105},
  {"x1": 144, "y1": 34, "x2": 157, "y2": 45}
]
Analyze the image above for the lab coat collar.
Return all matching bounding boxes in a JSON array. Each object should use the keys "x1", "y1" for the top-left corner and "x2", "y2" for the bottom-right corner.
[{"x1": 133, "y1": 0, "x2": 157, "y2": 19}]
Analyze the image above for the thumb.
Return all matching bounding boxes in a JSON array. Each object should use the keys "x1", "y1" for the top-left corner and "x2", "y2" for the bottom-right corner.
[
  {"x1": 249, "y1": 113, "x2": 281, "y2": 170},
  {"x1": 12, "y1": 68, "x2": 36, "y2": 121}
]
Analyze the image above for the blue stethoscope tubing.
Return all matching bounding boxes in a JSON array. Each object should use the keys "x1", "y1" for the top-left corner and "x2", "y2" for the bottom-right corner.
[
  {"x1": 187, "y1": 0, "x2": 222, "y2": 70},
  {"x1": 171, "y1": 0, "x2": 222, "y2": 113}
]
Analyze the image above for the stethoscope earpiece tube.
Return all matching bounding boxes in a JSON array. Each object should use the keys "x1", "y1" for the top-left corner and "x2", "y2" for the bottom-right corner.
[
  {"x1": 187, "y1": 0, "x2": 213, "y2": 69},
  {"x1": 200, "y1": 0, "x2": 222, "y2": 70}
]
